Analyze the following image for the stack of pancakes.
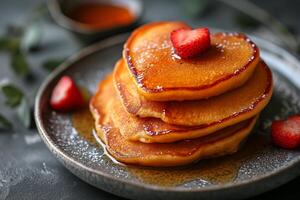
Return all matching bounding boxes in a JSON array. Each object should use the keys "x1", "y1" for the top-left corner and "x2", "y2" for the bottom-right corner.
[{"x1": 90, "y1": 22, "x2": 273, "y2": 167}]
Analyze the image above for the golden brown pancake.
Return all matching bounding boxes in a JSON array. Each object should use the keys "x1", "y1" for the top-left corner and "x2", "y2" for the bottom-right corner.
[
  {"x1": 89, "y1": 77, "x2": 258, "y2": 166},
  {"x1": 114, "y1": 59, "x2": 272, "y2": 133},
  {"x1": 90, "y1": 74, "x2": 260, "y2": 145},
  {"x1": 95, "y1": 117, "x2": 257, "y2": 167},
  {"x1": 123, "y1": 21, "x2": 259, "y2": 101}
]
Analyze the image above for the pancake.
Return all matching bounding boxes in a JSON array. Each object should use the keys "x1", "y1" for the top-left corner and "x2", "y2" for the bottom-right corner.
[
  {"x1": 114, "y1": 59, "x2": 272, "y2": 130},
  {"x1": 123, "y1": 21, "x2": 259, "y2": 101},
  {"x1": 89, "y1": 77, "x2": 258, "y2": 166},
  {"x1": 90, "y1": 74, "x2": 260, "y2": 144},
  {"x1": 95, "y1": 117, "x2": 257, "y2": 167}
]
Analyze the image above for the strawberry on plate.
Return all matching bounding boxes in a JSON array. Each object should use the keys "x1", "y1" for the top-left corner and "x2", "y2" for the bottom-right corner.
[
  {"x1": 50, "y1": 76, "x2": 85, "y2": 111},
  {"x1": 170, "y1": 27, "x2": 210, "y2": 59},
  {"x1": 271, "y1": 115, "x2": 300, "y2": 149}
]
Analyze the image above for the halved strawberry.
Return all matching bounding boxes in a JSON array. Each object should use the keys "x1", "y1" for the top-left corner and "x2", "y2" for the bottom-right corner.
[
  {"x1": 271, "y1": 115, "x2": 300, "y2": 149},
  {"x1": 50, "y1": 76, "x2": 85, "y2": 111},
  {"x1": 170, "y1": 27, "x2": 210, "y2": 59}
]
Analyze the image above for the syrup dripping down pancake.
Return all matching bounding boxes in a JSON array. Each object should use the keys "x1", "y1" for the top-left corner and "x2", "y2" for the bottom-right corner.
[
  {"x1": 94, "y1": 117, "x2": 257, "y2": 167},
  {"x1": 89, "y1": 76, "x2": 258, "y2": 166},
  {"x1": 124, "y1": 21, "x2": 260, "y2": 101},
  {"x1": 114, "y1": 59, "x2": 272, "y2": 134},
  {"x1": 90, "y1": 74, "x2": 259, "y2": 144}
]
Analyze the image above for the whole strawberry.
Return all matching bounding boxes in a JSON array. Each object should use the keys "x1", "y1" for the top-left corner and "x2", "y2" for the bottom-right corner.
[
  {"x1": 271, "y1": 115, "x2": 300, "y2": 149},
  {"x1": 50, "y1": 76, "x2": 85, "y2": 111},
  {"x1": 170, "y1": 27, "x2": 210, "y2": 59}
]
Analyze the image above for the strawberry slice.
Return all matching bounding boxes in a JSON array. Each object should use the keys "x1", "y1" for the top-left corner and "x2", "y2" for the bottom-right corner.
[
  {"x1": 271, "y1": 115, "x2": 300, "y2": 149},
  {"x1": 50, "y1": 76, "x2": 85, "y2": 111},
  {"x1": 170, "y1": 27, "x2": 210, "y2": 59}
]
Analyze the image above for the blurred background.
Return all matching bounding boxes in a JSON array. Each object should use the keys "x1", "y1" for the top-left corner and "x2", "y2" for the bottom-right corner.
[{"x1": 0, "y1": 0, "x2": 300, "y2": 199}]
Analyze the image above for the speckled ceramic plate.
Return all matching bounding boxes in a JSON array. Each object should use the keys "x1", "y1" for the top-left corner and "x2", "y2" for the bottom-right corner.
[{"x1": 35, "y1": 33, "x2": 300, "y2": 200}]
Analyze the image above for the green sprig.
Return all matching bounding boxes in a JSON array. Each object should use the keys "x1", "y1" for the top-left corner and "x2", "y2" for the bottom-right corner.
[
  {"x1": 1, "y1": 84, "x2": 23, "y2": 108},
  {"x1": 0, "y1": 113, "x2": 12, "y2": 130},
  {"x1": 0, "y1": 83, "x2": 31, "y2": 128},
  {"x1": 11, "y1": 50, "x2": 30, "y2": 77},
  {"x1": 42, "y1": 58, "x2": 65, "y2": 71}
]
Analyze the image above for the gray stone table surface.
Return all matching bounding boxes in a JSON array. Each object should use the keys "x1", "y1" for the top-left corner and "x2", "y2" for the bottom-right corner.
[{"x1": 0, "y1": 0, "x2": 300, "y2": 199}]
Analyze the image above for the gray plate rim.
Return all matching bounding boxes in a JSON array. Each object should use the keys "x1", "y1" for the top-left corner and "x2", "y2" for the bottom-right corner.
[{"x1": 35, "y1": 33, "x2": 300, "y2": 193}]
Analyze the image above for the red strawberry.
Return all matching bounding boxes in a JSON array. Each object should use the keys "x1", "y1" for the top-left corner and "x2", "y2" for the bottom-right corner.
[
  {"x1": 170, "y1": 27, "x2": 210, "y2": 59},
  {"x1": 50, "y1": 76, "x2": 85, "y2": 111},
  {"x1": 271, "y1": 115, "x2": 300, "y2": 149}
]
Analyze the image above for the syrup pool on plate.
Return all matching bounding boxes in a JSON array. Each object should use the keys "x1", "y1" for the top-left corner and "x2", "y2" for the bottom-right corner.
[{"x1": 71, "y1": 107, "x2": 269, "y2": 186}]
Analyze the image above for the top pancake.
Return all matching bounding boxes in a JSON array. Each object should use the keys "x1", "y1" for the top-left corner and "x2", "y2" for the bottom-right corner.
[{"x1": 124, "y1": 21, "x2": 259, "y2": 101}]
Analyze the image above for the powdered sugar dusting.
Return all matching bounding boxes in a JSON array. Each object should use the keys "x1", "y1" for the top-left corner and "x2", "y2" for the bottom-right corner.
[{"x1": 36, "y1": 40, "x2": 300, "y2": 191}]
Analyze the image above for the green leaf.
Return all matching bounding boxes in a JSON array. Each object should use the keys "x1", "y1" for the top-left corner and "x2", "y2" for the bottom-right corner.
[
  {"x1": 17, "y1": 98, "x2": 31, "y2": 128},
  {"x1": 0, "y1": 37, "x2": 10, "y2": 50},
  {"x1": 42, "y1": 58, "x2": 65, "y2": 71},
  {"x1": 21, "y1": 22, "x2": 42, "y2": 52},
  {"x1": 0, "y1": 37, "x2": 20, "y2": 52},
  {"x1": 10, "y1": 50, "x2": 30, "y2": 77},
  {"x1": 0, "y1": 113, "x2": 12, "y2": 130},
  {"x1": 0, "y1": 84, "x2": 31, "y2": 129},
  {"x1": 1, "y1": 84, "x2": 24, "y2": 108},
  {"x1": 235, "y1": 14, "x2": 260, "y2": 29}
]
